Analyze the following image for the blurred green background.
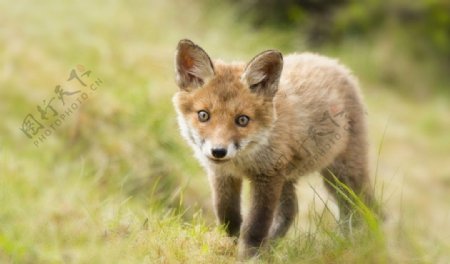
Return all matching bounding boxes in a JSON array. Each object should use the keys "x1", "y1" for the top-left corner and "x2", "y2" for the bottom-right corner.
[{"x1": 1, "y1": 0, "x2": 449, "y2": 263}]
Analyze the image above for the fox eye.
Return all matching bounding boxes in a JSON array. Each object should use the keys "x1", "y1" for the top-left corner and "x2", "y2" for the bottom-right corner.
[
  {"x1": 198, "y1": 110, "x2": 210, "y2": 122},
  {"x1": 236, "y1": 115, "x2": 250, "y2": 127}
]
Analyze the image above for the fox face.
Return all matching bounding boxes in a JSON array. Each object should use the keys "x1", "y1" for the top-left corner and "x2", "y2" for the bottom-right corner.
[{"x1": 173, "y1": 40, "x2": 283, "y2": 164}]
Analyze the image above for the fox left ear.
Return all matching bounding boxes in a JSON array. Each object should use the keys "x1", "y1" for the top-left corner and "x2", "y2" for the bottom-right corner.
[
  {"x1": 242, "y1": 50, "x2": 283, "y2": 98},
  {"x1": 175, "y1": 39, "x2": 215, "y2": 91}
]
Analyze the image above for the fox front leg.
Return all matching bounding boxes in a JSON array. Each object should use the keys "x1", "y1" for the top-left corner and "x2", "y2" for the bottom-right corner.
[
  {"x1": 269, "y1": 180, "x2": 298, "y2": 239},
  {"x1": 209, "y1": 174, "x2": 243, "y2": 237},
  {"x1": 238, "y1": 177, "x2": 283, "y2": 259}
]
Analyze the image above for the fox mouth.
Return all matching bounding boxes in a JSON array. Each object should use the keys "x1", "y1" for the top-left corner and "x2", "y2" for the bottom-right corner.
[{"x1": 208, "y1": 157, "x2": 230, "y2": 164}]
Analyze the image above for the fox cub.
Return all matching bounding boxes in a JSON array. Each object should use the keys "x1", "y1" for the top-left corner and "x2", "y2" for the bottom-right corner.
[{"x1": 173, "y1": 39, "x2": 375, "y2": 259}]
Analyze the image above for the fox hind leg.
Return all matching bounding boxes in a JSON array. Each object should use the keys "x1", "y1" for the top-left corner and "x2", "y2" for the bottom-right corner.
[
  {"x1": 321, "y1": 160, "x2": 373, "y2": 224},
  {"x1": 321, "y1": 129, "x2": 377, "y2": 226}
]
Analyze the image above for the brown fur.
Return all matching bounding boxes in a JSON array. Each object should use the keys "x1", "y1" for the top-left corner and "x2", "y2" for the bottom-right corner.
[{"x1": 172, "y1": 39, "x2": 375, "y2": 259}]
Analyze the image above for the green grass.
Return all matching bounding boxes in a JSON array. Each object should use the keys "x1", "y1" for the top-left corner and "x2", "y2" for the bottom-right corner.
[{"x1": 1, "y1": 0, "x2": 450, "y2": 263}]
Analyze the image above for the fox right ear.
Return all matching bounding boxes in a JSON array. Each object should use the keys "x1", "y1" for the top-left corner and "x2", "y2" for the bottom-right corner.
[{"x1": 175, "y1": 39, "x2": 215, "y2": 91}]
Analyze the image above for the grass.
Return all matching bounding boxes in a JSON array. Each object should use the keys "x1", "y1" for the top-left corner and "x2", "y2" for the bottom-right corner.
[{"x1": 1, "y1": 0, "x2": 450, "y2": 263}]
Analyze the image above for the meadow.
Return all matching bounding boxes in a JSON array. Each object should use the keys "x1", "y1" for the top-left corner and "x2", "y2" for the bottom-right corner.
[{"x1": 1, "y1": 0, "x2": 449, "y2": 263}]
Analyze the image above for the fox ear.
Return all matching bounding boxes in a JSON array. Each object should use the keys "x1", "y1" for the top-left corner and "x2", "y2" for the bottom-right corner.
[
  {"x1": 242, "y1": 50, "x2": 283, "y2": 98},
  {"x1": 175, "y1": 39, "x2": 215, "y2": 91}
]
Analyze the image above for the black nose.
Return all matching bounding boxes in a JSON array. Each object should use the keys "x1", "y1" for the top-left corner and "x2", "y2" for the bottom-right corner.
[{"x1": 211, "y1": 148, "x2": 227, "y2": 158}]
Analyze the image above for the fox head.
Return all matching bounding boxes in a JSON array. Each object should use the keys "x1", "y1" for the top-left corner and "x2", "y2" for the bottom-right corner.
[{"x1": 173, "y1": 39, "x2": 283, "y2": 164}]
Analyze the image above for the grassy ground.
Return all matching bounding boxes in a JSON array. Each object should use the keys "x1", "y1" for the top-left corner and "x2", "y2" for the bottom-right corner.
[{"x1": 1, "y1": 0, "x2": 449, "y2": 263}]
